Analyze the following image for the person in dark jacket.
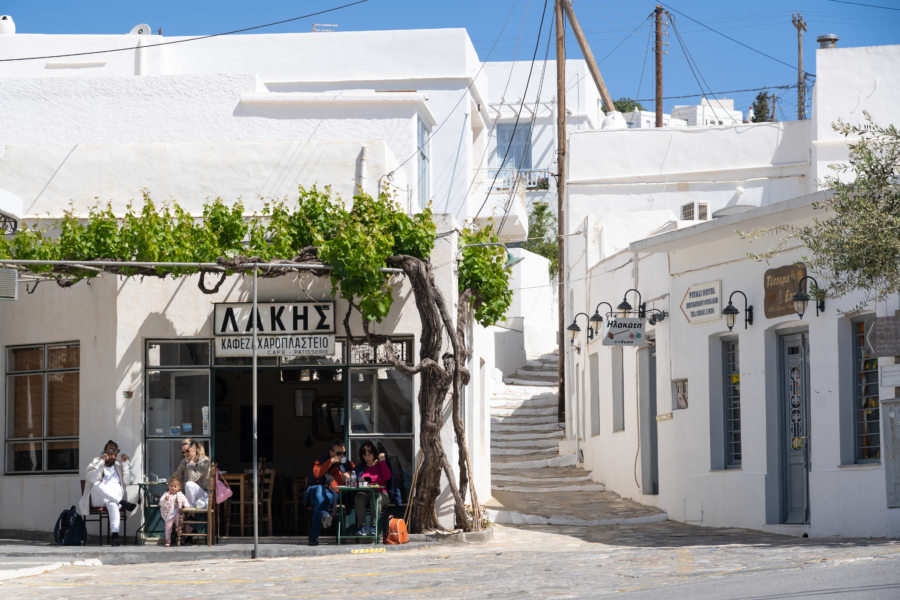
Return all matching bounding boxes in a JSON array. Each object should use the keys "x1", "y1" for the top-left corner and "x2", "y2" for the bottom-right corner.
[{"x1": 306, "y1": 439, "x2": 354, "y2": 546}]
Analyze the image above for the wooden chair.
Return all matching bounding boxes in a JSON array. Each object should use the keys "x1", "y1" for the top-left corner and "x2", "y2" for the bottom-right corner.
[
  {"x1": 242, "y1": 460, "x2": 276, "y2": 537},
  {"x1": 80, "y1": 479, "x2": 129, "y2": 545},
  {"x1": 177, "y1": 463, "x2": 217, "y2": 546}
]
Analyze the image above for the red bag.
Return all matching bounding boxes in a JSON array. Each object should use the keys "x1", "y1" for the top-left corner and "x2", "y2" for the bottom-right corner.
[{"x1": 385, "y1": 516, "x2": 409, "y2": 545}]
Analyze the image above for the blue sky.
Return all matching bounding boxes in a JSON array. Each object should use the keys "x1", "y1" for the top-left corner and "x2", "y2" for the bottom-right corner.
[{"x1": 2, "y1": 1, "x2": 898, "y2": 116}]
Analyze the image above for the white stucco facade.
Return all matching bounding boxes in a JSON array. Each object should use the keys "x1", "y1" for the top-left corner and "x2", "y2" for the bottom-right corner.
[
  {"x1": 563, "y1": 42, "x2": 900, "y2": 537},
  {"x1": 0, "y1": 27, "x2": 520, "y2": 535}
]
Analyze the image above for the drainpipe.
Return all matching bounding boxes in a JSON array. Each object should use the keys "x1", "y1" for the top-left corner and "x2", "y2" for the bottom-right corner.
[{"x1": 356, "y1": 146, "x2": 367, "y2": 195}]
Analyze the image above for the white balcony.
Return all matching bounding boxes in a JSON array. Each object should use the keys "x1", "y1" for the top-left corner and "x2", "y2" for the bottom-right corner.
[{"x1": 471, "y1": 169, "x2": 551, "y2": 241}]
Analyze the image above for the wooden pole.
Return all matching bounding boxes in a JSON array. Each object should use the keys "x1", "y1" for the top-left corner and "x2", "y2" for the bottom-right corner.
[
  {"x1": 561, "y1": 0, "x2": 613, "y2": 111},
  {"x1": 792, "y1": 12, "x2": 807, "y2": 120},
  {"x1": 555, "y1": 0, "x2": 567, "y2": 423},
  {"x1": 655, "y1": 6, "x2": 664, "y2": 127}
]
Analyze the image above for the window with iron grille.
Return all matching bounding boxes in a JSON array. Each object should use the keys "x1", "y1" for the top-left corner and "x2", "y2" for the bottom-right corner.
[
  {"x1": 722, "y1": 339, "x2": 741, "y2": 468},
  {"x1": 680, "y1": 202, "x2": 695, "y2": 220},
  {"x1": 5, "y1": 342, "x2": 80, "y2": 474},
  {"x1": 852, "y1": 319, "x2": 880, "y2": 462}
]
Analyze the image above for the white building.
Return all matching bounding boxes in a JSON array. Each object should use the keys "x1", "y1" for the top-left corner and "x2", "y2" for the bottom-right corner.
[
  {"x1": 0, "y1": 24, "x2": 560, "y2": 537},
  {"x1": 622, "y1": 110, "x2": 687, "y2": 129},
  {"x1": 671, "y1": 97, "x2": 743, "y2": 126},
  {"x1": 562, "y1": 41, "x2": 900, "y2": 537}
]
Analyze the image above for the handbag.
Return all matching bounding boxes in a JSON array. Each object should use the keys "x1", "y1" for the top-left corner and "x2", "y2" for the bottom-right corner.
[{"x1": 215, "y1": 471, "x2": 234, "y2": 504}]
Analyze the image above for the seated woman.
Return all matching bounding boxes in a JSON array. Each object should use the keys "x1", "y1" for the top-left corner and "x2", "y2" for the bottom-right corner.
[
  {"x1": 169, "y1": 437, "x2": 211, "y2": 509},
  {"x1": 353, "y1": 441, "x2": 391, "y2": 536}
]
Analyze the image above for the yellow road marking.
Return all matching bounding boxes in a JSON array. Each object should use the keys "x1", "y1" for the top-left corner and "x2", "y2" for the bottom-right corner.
[
  {"x1": 350, "y1": 548, "x2": 386, "y2": 554},
  {"x1": 5, "y1": 567, "x2": 458, "y2": 588}
]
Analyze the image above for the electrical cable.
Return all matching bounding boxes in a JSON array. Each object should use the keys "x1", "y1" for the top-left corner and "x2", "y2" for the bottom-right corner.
[
  {"x1": 498, "y1": 9, "x2": 555, "y2": 235},
  {"x1": 632, "y1": 83, "x2": 797, "y2": 103},
  {"x1": 635, "y1": 17, "x2": 654, "y2": 105},
  {"x1": 0, "y1": 1, "x2": 369, "y2": 62},
  {"x1": 658, "y1": 2, "x2": 814, "y2": 77},
  {"x1": 473, "y1": 0, "x2": 551, "y2": 222},
  {"x1": 382, "y1": 0, "x2": 521, "y2": 189},
  {"x1": 454, "y1": 0, "x2": 532, "y2": 224},
  {"x1": 595, "y1": 15, "x2": 652, "y2": 66},
  {"x1": 826, "y1": 0, "x2": 900, "y2": 10},
  {"x1": 668, "y1": 13, "x2": 733, "y2": 124}
]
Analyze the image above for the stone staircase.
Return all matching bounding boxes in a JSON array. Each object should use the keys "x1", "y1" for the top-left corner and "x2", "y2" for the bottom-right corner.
[{"x1": 485, "y1": 350, "x2": 668, "y2": 527}]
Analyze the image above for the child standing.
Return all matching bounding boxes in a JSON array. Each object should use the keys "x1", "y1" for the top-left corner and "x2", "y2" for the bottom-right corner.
[{"x1": 159, "y1": 478, "x2": 190, "y2": 547}]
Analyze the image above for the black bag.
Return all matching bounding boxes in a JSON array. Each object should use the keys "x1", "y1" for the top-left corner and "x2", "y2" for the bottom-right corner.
[{"x1": 53, "y1": 505, "x2": 87, "y2": 546}]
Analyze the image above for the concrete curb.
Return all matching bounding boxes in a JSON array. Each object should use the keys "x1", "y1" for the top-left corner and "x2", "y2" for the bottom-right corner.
[
  {"x1": 484, "y1": 509, "x2": 669, "y2": 527},
  {"x1": 0, "y1": 558, "x2": 101, "y2": 584}
]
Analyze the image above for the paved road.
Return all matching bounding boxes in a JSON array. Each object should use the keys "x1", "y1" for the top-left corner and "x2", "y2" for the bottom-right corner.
[{"x1": 2, "y1": 522, "x2": 898, "y2": 598}]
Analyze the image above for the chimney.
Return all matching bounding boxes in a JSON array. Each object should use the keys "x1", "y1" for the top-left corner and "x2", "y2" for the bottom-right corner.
[
  {"x1": 816, "y1": 34, "x2": 838, "y2": 49},
  {"x1": 0, "y1": 15, "x2": 15, "y2": 35}
]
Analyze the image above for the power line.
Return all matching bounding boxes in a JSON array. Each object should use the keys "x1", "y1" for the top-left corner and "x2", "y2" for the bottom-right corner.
[
  {"x1": 0, "y1": 1, "x2": 369, "y2": 62},
  {"x1": 633, "y1": 83, "x2": 797, "y2": 103},
  {"x1": 826, "y1": 0, "x2": 900, "y2": 10},
  {"x1": 474, "y1": 0, "x2": 551, "y2": 222},
  {"x1": 383, "y1": 0, "x2": 521, "y2": 184},
  {"x1": 658, "y1": 2, "x2": 814, "y2": 78}
]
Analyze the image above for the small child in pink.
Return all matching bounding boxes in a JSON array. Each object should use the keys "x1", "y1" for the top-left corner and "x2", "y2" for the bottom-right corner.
[{"x1": 159, "y1": 478, "x2": 190, "y2": 547}]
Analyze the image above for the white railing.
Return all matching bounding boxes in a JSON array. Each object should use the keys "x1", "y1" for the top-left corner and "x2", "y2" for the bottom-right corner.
[{"x1": 481, "y1": 168, "x2": 553, "y2": 191}]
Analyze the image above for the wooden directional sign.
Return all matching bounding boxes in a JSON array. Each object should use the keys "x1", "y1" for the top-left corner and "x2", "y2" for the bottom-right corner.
[{"x1": 764, "y1": 264, "x2": 806, "y2": 318}]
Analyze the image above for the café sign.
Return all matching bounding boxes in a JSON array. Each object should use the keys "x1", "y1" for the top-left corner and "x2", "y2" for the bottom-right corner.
[
  {"x1": 764, "y1": 264, "x2": 806, "y2": 318},
  {"x1": 601, "y1": 317, "x2": 647, "y2": 347},
  {"x1": 213, "y1": 301, "x2": 335, "y2": 357}
]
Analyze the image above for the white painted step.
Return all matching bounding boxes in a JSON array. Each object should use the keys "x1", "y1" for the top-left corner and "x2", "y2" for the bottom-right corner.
[
  {"x1": 491, "y1": 423, "x2": 563, "y2": 433},
  {"x1": 491, "y1": 454, "x2": 577, "y2": 469},
  {"x1": 492, "y1": 431, "x2": 564, "y2": 441},
  {"x1": 503, "y1": 378, "x2": 556, "y2": 387},
  {"x1": 491, "y1": 472, "x2": 593, "y2": 484},
  {"x1": 485, "y1": 509, "x2": 667, "y2": 527},
  {"x1": 491, "y1": 438, "x2": 559, "y2": 450},
  {"x1": 490, "y1": 406, "x2": 557, "y2": 417},
  {"x1": 493, "y1": 483, "x2": 608, "y2": 493}
]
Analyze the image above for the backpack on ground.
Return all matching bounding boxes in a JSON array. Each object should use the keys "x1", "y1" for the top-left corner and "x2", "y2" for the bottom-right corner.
[
  {"x1": 53, "y1": 505, "x2": 87, "y2": 546},
  {"x1": 385, "y1": 516, "x2": 408, "y2": 545}
]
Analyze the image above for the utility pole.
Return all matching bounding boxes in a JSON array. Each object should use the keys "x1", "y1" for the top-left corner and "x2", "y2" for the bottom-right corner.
[
  {"x1": 655, "y1": 6, "x2": 664, "y2": 127},
  {"x1": 792, "y1": 12, "x2": 807, "y2": 120},
  {"x1": 555, "y1": 1, "x2": 567, "y2": 423},
  {"x1": 560, "y1": 0, "x2": 614, "y2": 111}
]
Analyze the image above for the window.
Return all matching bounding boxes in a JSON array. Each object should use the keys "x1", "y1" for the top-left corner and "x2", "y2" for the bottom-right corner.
[
  {"x1": 680, "y1": 202, "x2": 709, "y2": 221},
  {"x1": 722, "y1": 339, "x2": 741, "y2": 468},
  {"x1": 612, "y1": 348, "x2": 624, "y2": 432},
  {"x1": 496, "y1": 123, "x2": 532, "y2": 171},
  {"x1": 673, "y1": 379, "x2": 688, "y2": 410},
  {"x1": 680, "y1": 202, "x2": 694, "y2": 221},
  {"x1": 852, "y1": 319, "x2": 880, "y2": 462},
  {"x1": 698, "y1": 203, "x2": 709, "y2": 220},
  {"x1": 145, "y1": 340, "x2": 211, "y2": 480},
  {"x1": 417, "y1": 118, "x2": 430, "y2": 210},
  {"x1": 6, "y1": 342, "x2": 80, "y2": 473}
]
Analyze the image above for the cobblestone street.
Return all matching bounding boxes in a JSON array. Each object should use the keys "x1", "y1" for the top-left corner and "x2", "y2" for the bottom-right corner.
[{"x1": 3, "y1": 522, "x2": 899, "y2": 599}]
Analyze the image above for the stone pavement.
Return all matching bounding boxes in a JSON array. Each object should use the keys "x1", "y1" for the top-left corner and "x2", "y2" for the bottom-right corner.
[
  {"x1": 1, "y1": 523, "x2": 898, "y2": 598},
  {"x1": 485, "y1": 489, "x2": 667, "y2": 526}
]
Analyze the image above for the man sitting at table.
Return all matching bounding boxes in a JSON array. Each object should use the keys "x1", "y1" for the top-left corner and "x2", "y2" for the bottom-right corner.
[{"x1": 305, "y1": 439, "x2": 353, "y2": 546}]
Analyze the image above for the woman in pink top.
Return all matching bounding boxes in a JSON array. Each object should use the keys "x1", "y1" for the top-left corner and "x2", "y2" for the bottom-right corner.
[{"x1": 354, "y1": 441, "x2": 391, "y2": 536}]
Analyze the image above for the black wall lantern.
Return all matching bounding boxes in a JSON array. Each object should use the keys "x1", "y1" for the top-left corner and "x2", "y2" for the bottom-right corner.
[
  {"x1": 646, "y1": 308, "x2": 669, "y2": 325},
  {"x1": 617, "y1": 288, "x2": 646, "y2": 319},
  {"x1": 567, "y1": 312, "x2": 591, "y2": 344},
  {"x1": 589, "y1": 302, "x2": 614, "y2": 331},
  {"x1": 792, "y1": 275, "x2": 825, "y2": 319},
  {"x1": 722, "y1": 290, "x2": 753, "y2": 331}
]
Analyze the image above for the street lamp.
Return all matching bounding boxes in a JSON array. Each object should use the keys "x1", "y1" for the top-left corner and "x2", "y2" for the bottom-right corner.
[
  {"x1": 646, "y1": 308, "x2": 669, "y2": 325},
  {"x1": 722, "y1": 290, "x2": 753, "y2": 331},
  {"x1": 567, "y1": 312, "x2": 591, "y2": 344},
  {"x1": 589, "y1": 302, "x2": 614, "y2": 330},
  {"x1": 617, "y1": 288, "x2": 646, "y2": 319},
  {"x1": 792, "y1": 275, "x2": 825, "y2": 319}
]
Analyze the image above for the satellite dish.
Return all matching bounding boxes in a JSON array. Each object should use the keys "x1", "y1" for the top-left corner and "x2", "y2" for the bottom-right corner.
[{"x1": 129, "y1": 24, "x2": 152, "y2": 35}]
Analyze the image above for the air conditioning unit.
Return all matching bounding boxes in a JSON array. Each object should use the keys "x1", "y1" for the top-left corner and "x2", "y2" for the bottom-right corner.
[
  {"x1": 0, "y1": 267, "x2": 17, "y2": 301},
  {"x1": 680, "y1": 202, "x2": 709, "y2": 221}
]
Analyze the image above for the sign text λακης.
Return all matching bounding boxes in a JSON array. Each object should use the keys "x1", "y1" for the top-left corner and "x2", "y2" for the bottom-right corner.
[{"x1": 214, "y1": 302, "x2": 335, "y2": 335}]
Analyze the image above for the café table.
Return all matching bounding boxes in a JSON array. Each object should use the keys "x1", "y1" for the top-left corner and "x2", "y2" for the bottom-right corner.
[
  {"x1": 336, "y1": 485, "x2": 385, "y2": 545},
  {"x1": 222, "y1": 472, "x2": 249, "y2": 536},
  {"x1": 134, "y1": 480, "x2": 168, "y2": 544}
]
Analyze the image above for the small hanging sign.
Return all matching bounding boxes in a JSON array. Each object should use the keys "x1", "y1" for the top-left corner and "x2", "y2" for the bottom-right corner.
[{"x1": 601, "y1": 317, "x2": 647, "y2": 347}]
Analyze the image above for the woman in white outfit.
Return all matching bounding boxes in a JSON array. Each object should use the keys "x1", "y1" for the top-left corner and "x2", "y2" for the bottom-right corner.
[{"x1": 169, "y1": 438, "x2": 210, "y2": 508}]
